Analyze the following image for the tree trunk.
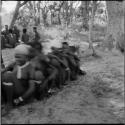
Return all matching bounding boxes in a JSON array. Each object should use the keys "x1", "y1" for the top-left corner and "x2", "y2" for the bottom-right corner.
[
  {"x1": 64, "y1": 1, "x2": 69, "y2": 28},
  {"x1": 104, "y1": 1, "x2": 124, "y2": 51},
  {"x1": 0, "y1": 1, "x2": 2, "y2": 52},
  {"x1": 9, "y1": 1, "x2": 28, "y2": 28},
  {"x1": 9, "y1": 2, "x2": 20, "y2": 28},
  {"x1": 58, "y1": 11, "x2": 61, "y2": 25},
  {"x1": 88, "y1": 1, "x2": 96, "y2": 56},
  {"x1": 81, "y1": 1, "x2": 89, "y2": 31},
  {"x1": 50, "y1": 11, "x2": 53, "y2": 25},
  {"x1": 37, "y1": 1, "x2": 41, "y2": 25},
  {"x1": 69, "y1": 1, "x2": 73, "y2": 24}
]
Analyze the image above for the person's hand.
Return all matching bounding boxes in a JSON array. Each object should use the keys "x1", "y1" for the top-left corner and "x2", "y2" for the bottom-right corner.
[
  {"x1": 13, "y1": 98, "x2": 20, "y2": 106},
  {"x1": 13, "y1": 97, "x2": 23, "y2": 106},
  {"x1": 39, "y1": 79, "x2": 49, "y2": 91},
  {"x1": 1, "y1": 68, "x2": 5, "y2": 73}
]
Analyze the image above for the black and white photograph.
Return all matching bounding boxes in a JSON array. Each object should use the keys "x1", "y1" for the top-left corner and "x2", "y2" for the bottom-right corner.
[{"x1": 1, "y1": 1, "x2": 124, "y2": 124}]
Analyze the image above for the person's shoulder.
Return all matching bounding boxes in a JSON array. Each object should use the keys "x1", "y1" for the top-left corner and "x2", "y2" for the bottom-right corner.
[
  {"x1": 13, "y1": 33, "x2": 16, "y2": 36},
  {"x1": 26, "y1": 34, "x2": 29, "y2": 37},
  {"x1": 7, "y1": 61, "x2": 16, "y2": 67},
  {"x1": 7, "y1": 34, "x2": 11, "y2": 37}
]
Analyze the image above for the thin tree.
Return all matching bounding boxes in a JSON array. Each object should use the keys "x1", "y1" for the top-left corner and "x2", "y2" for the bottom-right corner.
[
  {"x1": 88, "y1": 1, "x2": 97, "y2": 56},
  {"x1": 104, "y1": 1, "x2": 124, "y2": 52}
]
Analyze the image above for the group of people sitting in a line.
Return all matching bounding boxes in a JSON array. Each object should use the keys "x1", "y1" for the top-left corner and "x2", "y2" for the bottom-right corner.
[
  {"x1": 1, "y1": 25, "x2": 40, "y2": 49},
  {"x1": 1, "y1": 25, "x2": 86, "y2": 116}
]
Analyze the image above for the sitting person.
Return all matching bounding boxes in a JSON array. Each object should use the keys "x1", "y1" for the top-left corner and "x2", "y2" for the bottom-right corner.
[
  {"x1": 1, "y1": 31, "x2": 12, "y2": 49},
  {"x1": 61, "y1": 42, "x2": 86, "y2": 76},
  {"x1": 28, "y1": 43, "x2": 59, "y2": 95},
  {"x1": 1, "y1": 44, "x2": 44, "y2": 116}
]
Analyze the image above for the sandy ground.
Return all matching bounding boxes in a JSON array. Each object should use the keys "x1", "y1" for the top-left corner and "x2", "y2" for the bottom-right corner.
[{"x1": 1, "y1": 27, "x2": 124, "y2": 124}]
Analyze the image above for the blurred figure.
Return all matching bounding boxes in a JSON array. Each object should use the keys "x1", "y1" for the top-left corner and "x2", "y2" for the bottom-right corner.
[
  {"x1": 4, "y1": 25, "x2": 9, "y2": 37},
  {"x1": 12, "y1": 25, "x2": 20, "y2": 43},
  {"x1": 32, "y1": 26, "x2": 40, "y2": 43},
  {"x1": 1, "y1": 31, "x2": 13, "y2": 49},
  {"x1": 21, "y1": 28, "x2": 29, "y2": 44},
  {"x1": 1, "y1": 31, "x2": 7, "y2": 49},
  {"x1": 1, "y1": 55, "x2": 5, "y2": 69},
  {"x1": 7, "y1": 29, "x2": 16, "y2": 48}
]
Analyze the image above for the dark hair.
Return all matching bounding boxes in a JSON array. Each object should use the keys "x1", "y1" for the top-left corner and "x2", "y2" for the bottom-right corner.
[
  {"x1": 34, "y1": 42, "x2": 42, "y2": 51},
  {"x1": 1, "y1": 31, "x2": 5, "y2": 35},
  {"x1": 27, "y1": 42, "x2": 42, "y2": 52},
  {"x1": 9, "y1": 29, "x2": 13, "y2": 33},
  {"x1": 23, "y1": 28, "x2": 27, "y2": 33},
  {"x1": 33, "y1": 27, "x2": 37, "y2": 30},
  {"x1": 62, "y1": 42, "x2": 68, "y2": 45}
]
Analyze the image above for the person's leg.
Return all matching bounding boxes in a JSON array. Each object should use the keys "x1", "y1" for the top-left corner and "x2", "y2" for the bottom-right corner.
[
  {"x1": 50, "y1": 58, "x2": 64, "y2": 88},
  {"x1": 66, "y1": 56, "x2": 77, "y2": 80},
  {"x1": 61, "y1": 57, "x2": 71, "y2": 83},
  {"x1": 34, "y1": 70, "x2": 45, "y2": 100},
  {"x1": 75, "y1": 61, "x2": 86, "y2": 75},
  {"x1": 2, "y1": 72, "x2": 26, "y2": 106},
  {"x1": 2, "y1": 72, "x2": 14, "y2": 116}
]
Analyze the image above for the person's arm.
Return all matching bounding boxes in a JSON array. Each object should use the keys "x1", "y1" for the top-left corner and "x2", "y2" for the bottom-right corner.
[
  {"x1": 21, "y1": 34, "x2": 24, "y2": 42},
  {"x1": 47, "y1": 66, "x2": 58, "y2": 81},
  {"x1": 14, "y1": 79, "x2": 36, "y2": 105},
  {"x1": 21, "y1": 80, "x2": 36, "y2": 100},
  {"x1": 14, "y1": 65, "x2": 36, "y2": 104},
  {"x1": 27, "y1": 34, "x2": 29, "y2": 42},
  {"x1": 18, "y1": 30, "x2": 20, "y2": 38},
  {"x1": 2, "y1": 61, "x2": 16, "y2": 73},
  {"x1": 40, "y1": 66, "x2": 58, "y2": 90}
]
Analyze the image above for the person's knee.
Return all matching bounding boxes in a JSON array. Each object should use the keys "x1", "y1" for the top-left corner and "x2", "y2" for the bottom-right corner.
[
  {"x1": 34, "y1": 70, "x2": 45, "y2": 84},
  {"x1": 2, "y1": 72, "x2": 13, "y2": 83}
]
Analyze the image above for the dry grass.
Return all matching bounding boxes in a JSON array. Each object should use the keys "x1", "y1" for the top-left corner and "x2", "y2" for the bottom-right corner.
[{"x1": 1, "y1": 25, "x2": 124, "y2": 124}]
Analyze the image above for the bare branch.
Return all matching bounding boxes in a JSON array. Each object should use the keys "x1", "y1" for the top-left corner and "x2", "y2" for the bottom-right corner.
[{"x1": 20, "y1": 1, "x2": 28, "y2": 7}]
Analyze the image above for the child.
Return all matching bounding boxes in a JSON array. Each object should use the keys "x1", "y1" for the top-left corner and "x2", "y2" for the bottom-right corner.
[{"x1": 2, "y1": 44, "x2": 44, "y2": 116}]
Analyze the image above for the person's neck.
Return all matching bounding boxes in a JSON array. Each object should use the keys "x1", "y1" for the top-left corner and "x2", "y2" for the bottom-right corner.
[{"x1": 18, "y1": 61, "x2": 29, "y2": 68}]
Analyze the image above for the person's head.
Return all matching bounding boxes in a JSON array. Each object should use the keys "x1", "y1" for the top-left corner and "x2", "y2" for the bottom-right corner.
[
  {"x1": 62, "y1": 42, "x2": 69, "y2": 49},
  {"x1": 13, "y1": 25, "x2": 17, "y2": 30},
  {"x1": 34, "y1": 70, "x2": 45, "y2": 82},
  {"x1": 34, "y1": 42, "x2": 42, "y2": 53},
  {"x1": 51, "y1": 46, "x2": 56, "y2": 51},
  {"x1": 5, "y1": 25, "x2": 8, "y2": 30},
  {"x1": 1, "y1": 31, "x2": 5, "y2": 35},
  {"x1": 23, "y1": 28, "x2": 27, "y2": 34},
  {"x1": 28, "y1": 42, "x2": 42, "y2": 53},
  {"x1": 14, "y1": 44, "x2": 31, "y2": 66},
  {"x1": 33, "y1": 26, "x2": 37, "y2": 32},
  {"x1": 9, "y1": 29, "x2": 13, "y2": 34}
]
